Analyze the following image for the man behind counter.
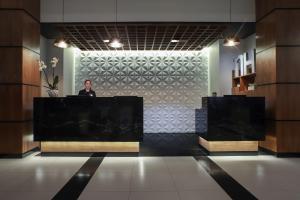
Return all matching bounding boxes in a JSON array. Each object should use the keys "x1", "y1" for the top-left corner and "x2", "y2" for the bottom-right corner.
[{"x1": 78, "y1": 80, "x2": 96, "y2": 97}]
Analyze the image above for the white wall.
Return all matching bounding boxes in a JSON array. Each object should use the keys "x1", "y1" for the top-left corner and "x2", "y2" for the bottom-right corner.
[
  {"x1": 219, "y1": 41, "x2": 242, "y2": 95},
  {"x1": 208, "y1": 40, "x2": 220, "y2": 96},
  {"x1": 63, "y1": 48, "x2": 76, "y2": 96},
  {"x1": 208, "y1": 33, "x2": 256, "y2": 96},
  {"x1": 41, "y1": 0, "x2": 255, "y2": 22}
]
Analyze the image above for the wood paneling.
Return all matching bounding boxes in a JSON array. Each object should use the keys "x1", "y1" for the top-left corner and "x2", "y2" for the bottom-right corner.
[
  {"x1": 256, "y1": 12, "x2": 276, "y2": 53},
  {"x1": 276, "y1": 10, "x2": 300, "y2": 46},
  {"x1": 22, "y1": 48, "x2": 40, "y2": 85},
  {"x1": 276, "y1": 121, "x2": 300, "y2": 152},
  {"x1": 0, "y1": 122, "x2": 29, "y2": 154},
  {"x1": 259, "y1": 135, "x2": 277, "y2": 152},
  {"x1": 256, "y1": 0, "x2": 300, "y2": 153},
  {"x1": 0, "y1": 47, "x2": 22, "y2": 83},
  {"x1": 255, "y1": 85, "x2": 276, "y2": 119},
  {"x1": 41, "y1": 142, "x2": 140, "y2": 153},
  {"x1": 277, "y1": 47, "x2": 300, "y2": 83},
  {"x1": 256, "y1": 0, "x2": 275, "y2": 20},
  {"x1": 0, "y1": 0, "x2": 40, "y2": 20},
  {"x1": 22, "y1": 85, "x2": 40, "y2": 119},
  {"x1": 22, "y1": 10, "x2": 40, "y2": 53},
  {"x1": 256, "y1": 84, "x2": 300, "y2": 120},
  {"x1": 199, "y1": 137, "x2": 258, "y2": 152},
  {"x1": 0, "y1": 121, "x2": 38, "y2": 154},
  {"x1": 257, "y1": 10, "x2": 300, "y2": 53},
  {"x1": 260, "y1": 121, "x2": 300, "y2": 153},
  {"x1": 0, "y1": 0, "x2": 40, "y2": 155},
  {"x1": 259, "y1": 120, "x2": 277, "y2": 152},
  {"x1": 21, "y1": 121, "x2": 39, "y2": 153},
  {"x1": 0, "y1": 10, "x2": 40, "y2": 53},
  {"x1": 256, "y1": 47, "x2": 276, "y2": 84},
  {"x1": 0, "y1": 47, "x2": 40, "y2": 85},
  {"x1": 256, "y1": 0, "x2": 300, "y2": 21},
  {"x1": 276, "y1": 84, "x2": 300, "y2": 120},
  {"x1": 0, "y1": 11, "x2": 23, "y2": 46},
  {"x1": 0, "y1": 85, "x2": 40, "y2": 121}
]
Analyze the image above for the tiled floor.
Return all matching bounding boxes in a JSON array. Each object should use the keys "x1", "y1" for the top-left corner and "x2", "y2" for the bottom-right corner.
[
  {"x1": 0, "y1": 153, "x2": 88, "y2": 199},
  {"x1": 211, "y1": 155, "x2": 300, "y2": 200},
  {"x1": 80, "y1": 156, "x2": 230, "y2": 200},
  {"x1": 0, "y1": 153, "x2": 300, "y2": 199}
]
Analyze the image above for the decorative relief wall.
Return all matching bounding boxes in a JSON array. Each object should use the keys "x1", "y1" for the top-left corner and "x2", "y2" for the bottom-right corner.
[{"x1": 75, "y1": 51, "x2": 208, "y2": 133}]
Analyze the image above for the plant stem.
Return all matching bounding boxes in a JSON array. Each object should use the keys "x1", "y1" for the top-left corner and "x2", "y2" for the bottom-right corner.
[{"x1": 42, "y1": 68, "x2": 50, "y2": 86}]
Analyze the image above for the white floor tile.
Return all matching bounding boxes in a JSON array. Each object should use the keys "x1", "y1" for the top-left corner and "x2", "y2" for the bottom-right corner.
[
  {"x1": 129, "y1": 191, "x2": 180, "y2": 200},
  {"x1": 178, "y1": 189, "x2": 231, "y2": 200},
  {"x1": 79, "y1": 191, "x2": 130, "y2": 200}
]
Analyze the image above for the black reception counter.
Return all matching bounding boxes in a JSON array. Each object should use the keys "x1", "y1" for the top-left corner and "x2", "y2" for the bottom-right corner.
[{"x1": 33, "y1": 96, "x2": 143, "y2": 142}]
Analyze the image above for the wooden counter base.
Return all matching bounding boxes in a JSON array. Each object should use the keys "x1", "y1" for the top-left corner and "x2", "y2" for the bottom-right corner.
[
  {"x1": 41, "y1": 142, "x2": 139, "y2": 153},
  {"x1": 199, "y1": 137, "x2": 258, "y2": 152}
]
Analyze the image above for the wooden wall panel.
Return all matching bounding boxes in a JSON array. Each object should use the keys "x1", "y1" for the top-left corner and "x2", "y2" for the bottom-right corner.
[
  {"x1": 276, "y1": 84, "x2": 300, "y2": 120},
  {"x1": 256, "y1": 84, "x2": 300, "y2": 120},
  {"x1": 277, "y1": 47, "x2": 300, "y2": 83},
  {"x1": 0, "y1": 10, "x2": 40, "y2": 53},
  {"x1": 22, "y1": 85, "x2": 40, "y2": 119},
  {"x1": 0, "y1": 85, "x2": 22, "y2": 121},
  {"x1": 0, "y1": 47, "x2": 22, "y2": 83},
  {"x1": 256, "y1": 0, "x2": 300, "y2": 153},
  {"x1": 0, "y1": 11, "x2": 23, "y2": 46},
  {"x1": 256, "y1": 12, "x2": 276, "y2": 53},
  {"x1": 259, "y1": 135, "x2": 277, "y2": 152},
  {"x1": 22, "y1": 48, "x2": 40, "y2": 86},
  {"x1": 255, "y1": 85, "x2": 276, "y2": 120},
  {"x1": 276, "y1": 10, "x2": 300, "y2": 46},
  {"x1": 0, "y1": 122, "x2": 37, "y2": 154},
  {"x1": 0, "y1": 0, "x2": 40, "y2": 155},
  {"x1": 276, "y1": 121, "x2": 300, "y2": 152},
  {"x1": 22, "y1": 10, "x2": 40, "y2": 53},
  {"x1": 256, "y1": 0, "x2": 275, "y2": 21},
  {"x1": 256, "y1": 0, "x2": 300, "y2": 21},
  {"x1": 0, "y1": 123, "x2": 23, "y2": 154},
  {"x1": 0, "y1": 48, "x2": 40, "y2": 85},
  {"x1": 256, "y1": 47, "x2": 276, "y2": 85},
  {"x1": 0, "y1": 0, "x2": 40, "y2": 20},
  {"x1": 257, "y1": 10, "x2": 300, "y2": 53},
  {"x1": 0, "y1": 85, "x2": 40, "y2": 121},
  {"x1": 21, "y1": 121, "x2": 39, "y2": 153}
]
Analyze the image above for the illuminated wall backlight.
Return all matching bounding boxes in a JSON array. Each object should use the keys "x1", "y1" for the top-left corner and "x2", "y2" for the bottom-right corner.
[{"x1": 75, "y1": 51, "x2": 208, "y2": 133}]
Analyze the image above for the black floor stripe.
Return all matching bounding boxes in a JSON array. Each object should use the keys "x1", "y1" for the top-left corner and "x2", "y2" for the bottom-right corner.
[
  {"x1": 194, "y1": 156, "x2": 258, "y2": 200},
  {"x1": 52, "y1": 153, "x2": 106, "y2": 200}
]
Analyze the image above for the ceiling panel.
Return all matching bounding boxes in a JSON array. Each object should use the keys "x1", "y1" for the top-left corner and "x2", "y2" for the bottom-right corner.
[{"x1": 58, "y1": 23, "x2": 227, "y2": 51}]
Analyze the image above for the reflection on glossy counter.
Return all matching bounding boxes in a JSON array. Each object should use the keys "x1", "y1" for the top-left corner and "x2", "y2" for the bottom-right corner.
[
  {"x1": 196, "y1": 95, "x2": 265, "y2": 141},
  {"x1": 34, "y1": 96, "x2": 143, "y2": 141}
]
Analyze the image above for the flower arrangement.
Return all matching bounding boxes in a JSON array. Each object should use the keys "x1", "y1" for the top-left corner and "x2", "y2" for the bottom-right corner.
[{"x1": 38, "y1": 57, "x2": 60, "y2": 97}]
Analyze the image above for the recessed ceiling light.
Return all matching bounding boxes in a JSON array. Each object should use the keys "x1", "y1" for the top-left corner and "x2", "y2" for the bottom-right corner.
[
  {"x1": 223, "y1": 37, "x2": 240, "y2": 47},
  {"x1": 171, "y1": 39, "x2": 180, "y2": 43},
  {"x1": 108, "y1": 38, "x2": 123, "y2": 48},
  {"x1": 53, "y1": 37, "x2": 71, "y2": 48},
  {"x1": 103, "y1": 39, "x2": 110, "y2": 43}
]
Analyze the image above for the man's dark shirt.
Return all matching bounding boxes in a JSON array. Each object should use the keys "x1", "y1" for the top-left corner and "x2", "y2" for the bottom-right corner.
[{"x1": 78, "y1": 89, "x2": 96, "y2": 97}]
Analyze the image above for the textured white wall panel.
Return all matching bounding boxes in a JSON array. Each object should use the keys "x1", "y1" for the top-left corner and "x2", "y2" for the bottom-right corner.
[{"x1": 75, "y1": 51, "x2": 208, "y2": 133}]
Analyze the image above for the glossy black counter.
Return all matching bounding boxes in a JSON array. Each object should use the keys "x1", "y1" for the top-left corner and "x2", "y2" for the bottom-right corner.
[
  {"x1": 195, "y1": 95, "x2": 265, "y2": 141},
  {"x1": 34, "y1": 96, "x2": 143, "y2": 142}
]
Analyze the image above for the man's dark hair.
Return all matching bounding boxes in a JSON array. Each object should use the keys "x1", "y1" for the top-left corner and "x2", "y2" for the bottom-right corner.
[{"x1": 84, "y1": 79, "x2": 92, "y2": 84}]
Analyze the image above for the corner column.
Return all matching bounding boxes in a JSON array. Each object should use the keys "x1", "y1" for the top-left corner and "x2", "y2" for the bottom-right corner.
[
  {"x1": 256, "y1": 0, "x2": 300, "y2": 154},
  {"x1": 0, "y1": 0, "x2": 40, "y2": 155}
]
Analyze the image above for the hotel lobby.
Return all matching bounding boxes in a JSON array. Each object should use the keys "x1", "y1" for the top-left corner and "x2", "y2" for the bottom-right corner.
[{"x1": 1, "y1": 0, "x2": 300, "y2": 199}]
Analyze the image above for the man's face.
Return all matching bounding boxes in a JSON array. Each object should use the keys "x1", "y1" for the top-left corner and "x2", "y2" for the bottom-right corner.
[{"x1": 85, "y1": 81, "x2": 92, "y2": 90}]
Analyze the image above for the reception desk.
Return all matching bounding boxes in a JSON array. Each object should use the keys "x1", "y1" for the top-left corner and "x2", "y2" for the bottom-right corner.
[
  {"x1": 196, "y1": 95, "x2": 265, "y2": 153},
  {"x1": 34, "y1": 96, "x2": 143, "y2": 152}
]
